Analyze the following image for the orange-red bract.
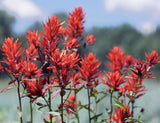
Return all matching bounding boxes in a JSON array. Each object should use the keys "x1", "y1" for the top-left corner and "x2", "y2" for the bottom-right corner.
[
  {"x1": 1, "y1": 37, "x2": 24, "y2": 78},
  {"x1": 102, "y1": 71, "x2": 123, "y2": 91},
  {"x1": 110, "y1": 105, "x2": 132, "y2": 123},
  {"x1": 78, "y1": 52, "x2": 102, "y2": 87}
]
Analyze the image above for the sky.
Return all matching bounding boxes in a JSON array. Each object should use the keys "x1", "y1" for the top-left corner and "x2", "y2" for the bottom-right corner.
[{"x1": 0, "y1": 0, "x2": 160, "y2": 34}]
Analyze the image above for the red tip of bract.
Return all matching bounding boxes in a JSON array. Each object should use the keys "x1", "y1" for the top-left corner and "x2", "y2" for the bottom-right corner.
[
  {"x1": 26, "y1": 30, "x2": 40, "y2": 49},
  {"x1": 64, "y1": 94, "x2": 78, "y2": 115},
  {"x1": 67, "y1": 6, "x2": 85, "y2": 38},
  {"x1": 103, "y1": 71, "x2": 123, "y2": 91},
  {"x1": 78, "y1": 52, "x2": 102, "y2": 87},
  {"x1": 22, "y1": 78, "x2": 47, "y2": 103},
  {"x1": 2, "y1": 37, "x2": 24, "y2": 78},
  {"x1": 86, "y1": 34, "x2": 96, "y2": 44},
  {"x1": 107, "y1": 46, "x2": 134, "y2": 72},
  {"x1": 110, "y1": 105, "x2": 132, "y2": 123},
  {"x1": 145, "y1": 50, "x2": 160, "y2": 67}
]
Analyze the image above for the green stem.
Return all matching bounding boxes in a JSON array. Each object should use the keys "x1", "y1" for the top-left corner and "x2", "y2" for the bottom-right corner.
[
  {"x1": 48, "y1": 89, "x2": 52, "y2": 123},
  {"x1": 60, "y1": 86, "x2": 64, "y2": 123},
  {"x1": 30, "y1": 99, "x2": 33, "y2": 123},
  {"x1": 87, "y1": 87, "x2": 91, "y2": 123},
  {"x1": 74, "y1": 89, "x2": 80, "y2": 123},
  {"x1": 17, "y1": 78, "x2": 23, "y2": 123},
  {"x1": 109, "y1": 91, "x2": 113, "y2": 121}
]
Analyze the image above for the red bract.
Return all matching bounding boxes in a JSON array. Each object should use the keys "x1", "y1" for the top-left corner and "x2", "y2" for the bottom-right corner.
[
  {"x1": 25, "y1": 44, "x2": 38, "y2": 60},
  {"x1": 86, "y1": 34, "x2": 96, "y2": 44},
  {"x1": 78, "y1": 53, "x2": 102, "y2": 87},
  {"x1": 110, "y1": 105, "x2": 132, "y2": 123},
  {"x1": 131, "y1": 59, "x2": 154, "y2": 80},
  {"x1": 0, "y1": 63, "x2": 3, "y2": 72},
  {"x1": 72, "y1": 72, "x2": 82, "y2": 85},
  {"x1": 102, "y1": 71, "x2": 123, "y2": 91},
  {"x1": 122, "y1": 73, "x2": 147, "y2": 101},
  {"x1": 66, "y1": 6, "x2": 85, "y2": 38},
  {"x1": 64, "y1": 94, "x2": 78, "y2": 115},
  {"x1": 107, "y1": 46, "x2": 134, "y2": 72},
  {"x1": 49, "y1": 49, "x2": 79, "y2": 86},
  {"x1": 63, "y1": 38, "x2": 80, "y2": 50},
  {"x1": 22, "y1": 78, "x2": 47, "y2": 103},
  {"x1": 145, "y1": 50, "x2": 160, "y2": 67},
  {"x1": 41, "y1": 15, "x2": 62, "y2": 55},
  {"x1": 26, "y1": 30, "x2": 40, "y2": 49},
  {"x1": 1, "y1": 37, "x2": 24, "y2": 77},
  {"x1": 23, "y1": 61, "x2": 42, "y2": 78}
]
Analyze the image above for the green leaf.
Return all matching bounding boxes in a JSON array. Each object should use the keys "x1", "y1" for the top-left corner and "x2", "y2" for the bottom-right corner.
[
  {"x1": 75, "y1": 87, "x2": 83, "y2": 94},
  {"x1": 77, "y1": 104, "x2": 95, "y2": 114},
  {"x1": 96, "y1": 95, "x2": 108, "y2": 104},
  {"x1": 114, "y1": 100, "x2": 127, "y2": 109},
  {"x1": 38, "y1": 104, "x2": 48, "y2": 110},
  {"x1": 127, "y1": 118, "x2": 144, "y2": 123},
  {"x1": 91, "y1": 113, "x2": 103, "y2": 120}
]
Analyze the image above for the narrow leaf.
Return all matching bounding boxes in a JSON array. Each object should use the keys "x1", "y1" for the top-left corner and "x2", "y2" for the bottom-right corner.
[
  {"x1": 114, "y1": 100, "x2": 127, "y2": 109},
  {"x1": 91, "y1": 113, "x2": 103, "y2": 120},
  {"x1": 0, "y1": 86, "x2": 15, "y2": 93}
]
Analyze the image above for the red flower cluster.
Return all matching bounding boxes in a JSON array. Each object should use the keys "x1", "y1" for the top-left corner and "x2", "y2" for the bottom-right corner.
[
  {"x1": 102, "y1": 71, "x2": 123, "y2": 91},
  {"x1": 49, "y1": 49, "x2": 79, "y2": 86},
  {"x1": 22, "y1": 78, "x2": 47, "y2": 103},
  {"x1": 86, "y1": 34, "x2": 96, "y2": 44},
  {"x1": 107, "y1": 46, "x2": 134, "y2": 72},
  {"x1": 64, "y1": 94, "x2": 79, "y2": 115},
  {"x1": 78, "y1": 53, "x2": 102, "y2": 87},
  {"x1": 110, "y1": 105, "x2": 132, "y2": 123},
  {"x1": 1, "y1": 37, "x2": 24, "y2": 78},
  {"x1": 67, "y1": 6, "x2": 85, "y2": 38}
]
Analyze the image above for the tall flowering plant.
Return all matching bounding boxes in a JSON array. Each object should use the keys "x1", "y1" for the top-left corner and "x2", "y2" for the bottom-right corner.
[{"x1": 0, "y1": 6, "x2": 159, "y2": 123}]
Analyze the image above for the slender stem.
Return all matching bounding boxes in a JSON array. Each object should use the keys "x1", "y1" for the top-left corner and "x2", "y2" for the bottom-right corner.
[
  {"x1": 74, "y1": 89, "x2": 80, "y2": 123},
  {"x1": 48, "y1": 89, "x2": 52, "y2": 123},
  {"x1": 47, "y1": 74, "x2": 53, "y2": 123},
  {"x1": 87, "y1": 87, "x2": 91, "y2": 123},
  {"x1": 60, "y1": 86, "x2": 64, "y2": 123},
  {"x1": 30, "y1": 99, "x2": 33, "y2": 123},
  {"x1": 109, "y1": 91, "x2": 113, "y2": 121},
  {"x1": 17, "y1": 79, "x2": 23, "y2": 123},
  {"x1": 131, "y1": 101, "x2": 134, "y2": 117}
]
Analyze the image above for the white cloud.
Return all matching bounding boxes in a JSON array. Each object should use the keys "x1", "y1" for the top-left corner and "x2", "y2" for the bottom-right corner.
[
  {"x1": 2, "y1": 0, "x2": 43, "y2": 18},
  {"x1": 139, "y1": 22, "x2": 156, "y2": 34},
  {"x1": 104, "y1": 0, "x2": 160, "y2": 13}
]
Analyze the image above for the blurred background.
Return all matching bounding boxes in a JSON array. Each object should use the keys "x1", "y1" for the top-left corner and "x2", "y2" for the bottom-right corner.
[{"x1": 0, "y1": 0, "x2": 160, "y2": 122}]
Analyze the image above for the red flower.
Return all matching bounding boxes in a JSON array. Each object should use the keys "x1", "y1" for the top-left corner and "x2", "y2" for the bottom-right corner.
[
  {"x1": 41, "y1": 15, "x2": 62, "y2": 55},
  {"x1": 86, "y1": 34, "x2": 96, "y2": 44},
  {"x1": 110, "y1": 105, "x2": 132, "y2": 123},
  {"x1": 23, "y1": 61, "x2": 42, "y2": 78},
  {"x1": 63, "y1": 38, "x2": 80, "y2": 50},
  {"x1": 25, "y1": 44, "x2": 38, "y2": 60},
  {"x1": 22, "y1": 78, "x2": 47, "y2": 103},
  {"x1": 102, "y1": 71, "x2": 123, "y2": 91},
  {"x1": 78, "y1": 53, "x2": 102, "y2": 87},
  {"x1": 64, "y1": 94, "x2": 79, "y2": 115},
  {"x1": 145, "y1": 50, "x2": 160, "y2": 67},
  {"x1": 107, "y1": 46, "x2": 134, "y2": 72},
  {"x1": 131, "y1": 59, "x2": 154, "y2": 80},
  {"x1": 72, "y1": 72, "x2": 82, "y2": 85},
  {"x1": 49, "y1": 49, "x2": 79, "y2": 86},
  {"x1": 1, "y1": 37, "x2": 24, "y2": 77},
  {"x1": 66, "y1": 6, "x2": 85, "y2": 38},
  {"x1": 122, "y1": 73, "x2": 147, "y2": 101},
  {"x1": 26, "y1": 30, "x2": 40, "y2": 49}
]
